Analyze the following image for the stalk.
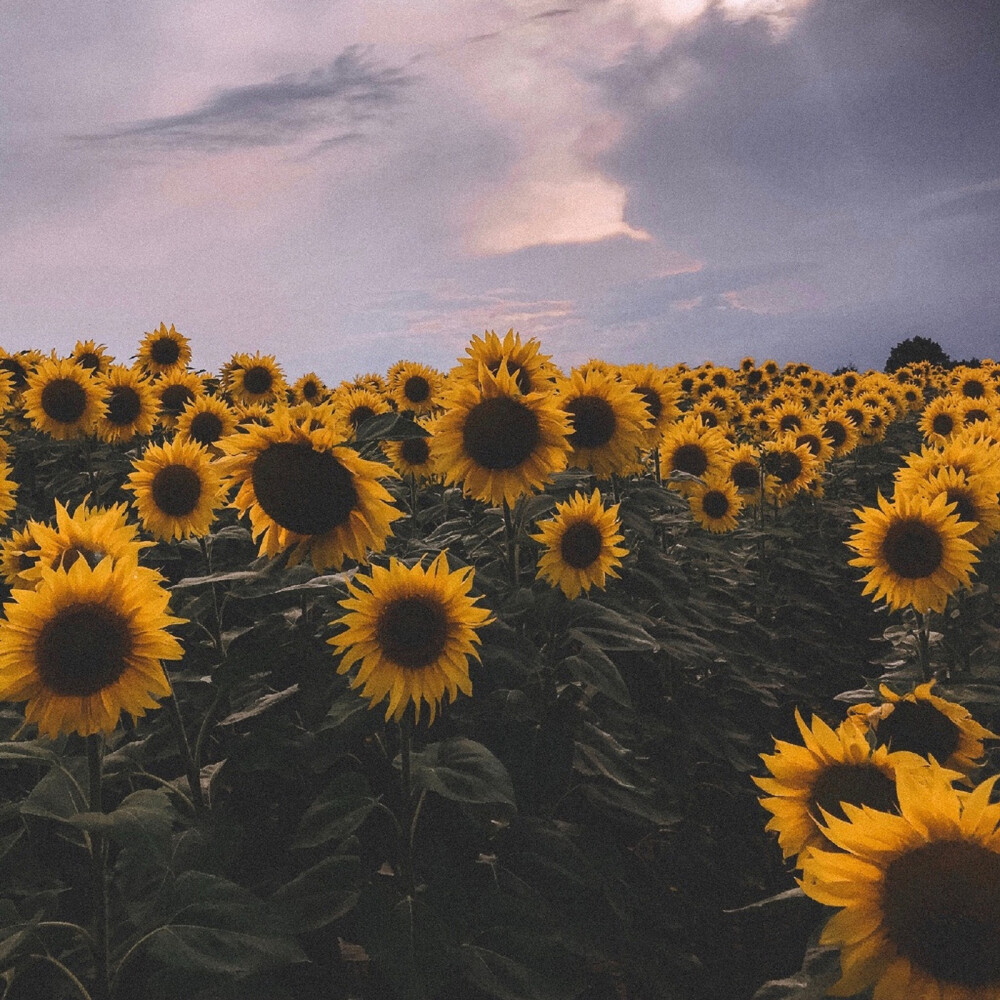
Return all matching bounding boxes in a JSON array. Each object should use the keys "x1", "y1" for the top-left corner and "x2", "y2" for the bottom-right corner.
[{"x1": 86, "y1": 735, "x2": 110, "y2": 1000}]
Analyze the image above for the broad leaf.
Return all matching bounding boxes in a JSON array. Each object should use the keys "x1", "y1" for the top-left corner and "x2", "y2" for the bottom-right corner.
[{"x1": 409, "y1": 738, "x2": 516, "y2": 809}]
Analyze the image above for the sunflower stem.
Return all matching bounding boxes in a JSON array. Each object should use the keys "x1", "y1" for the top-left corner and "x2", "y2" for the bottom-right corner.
[
  {"x1": 408, "y1": 473, "x2": 418, "y2": 516},
  {"x1": 916, "y1": 611, "x2": 933, "y2": 682},
  {"x1": 610, "y1": 473, "x2": 621, "y2": 506},
  {"x1": 86, "y1": 735, "x2": 110, "y2": 1000},
  {"x1": 502, "y1": 499, "x2": 518, "y2": 588},
  {"x1": 198, "y1": 536, "x2": 225, "y2": 658},
  {"x1": 651, "y1": 446, "x2": 662, "y2": 486},
  {"x1": 166, "y1": 688, "x2": 205, "y2": 812},
  {"x1": 398, "y1": 711, "x2": 417, "y2": 900}
]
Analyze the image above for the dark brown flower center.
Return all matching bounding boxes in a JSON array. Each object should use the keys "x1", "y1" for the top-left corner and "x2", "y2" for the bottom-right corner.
[
  {"x1": 0, "y1": 357, "x2": 28, "y2": 388},
  {"x1": 701, "y1": 489, "x2": 731, "y2": 520},
  {"x1": 403, "y1": 375, "x2": 430, "y2": 404},
  {"x1": 152, "y1": 464, "x2": 203, "y2": 517},
  {"x1": 698, "y1": 409, "x2": 720, "y2": 428},
  {"x1": 795, "y1": 433, "x2": 823, "y2": 457},
  {"x1": 730, "y1": 460, "x2": 760, "y2": 490},
  {"x1": 932, "y1": 413, "x2": 955, "y2": 435},
  {"x1": 106, "y1": 386, "x2": 142, "y2": 425},
  {"x1": 159, "y1": 384, "x2": 194, "y2": 417},
  {"x1": 945, "y1": 491, "x2": 977, "y2": 525},
  {"x1": 188, "y1": 411, "x2": 224, "y2": 445},
  {"x1": 75, "y1": 352, "x2": 102, "y2": 371},
  {"x1": 349, "y1": 406, "x2": 376, "y2": 429},
  {"x1": 882, "y1": 518, "x2": 944, "y2": 578},
  {"x1": 822, "y1": 419, "x2": 848, "y2": 448},
  {"x1": 635, "y1": 386, "x2": 662, "y2": 421},
  {"x1": 375, "y1": 595, "x2": 449, "y2": 669},
  {"x1": 461, "y1": 395, "x2": 540, "y2": 470},
  {"x1": 671, "y1": 443, "x2": 709, "y2": 478},
  {"x1": 243, "y1": 366, "x2": 274, "y2": 396},
  {"x1": 36, "y1": 601, "x2": 133, "y2": 697},
  {"x1": 400, "y1": 437, "x2": 430, "y2": 465},
  {"x1": 808, "y1": 762, "x2": 897, "y2": 823},
  {"x1": 961, "y1": 379, "x2": 985, "y2": 399},
  {"x1": 845, "y1": 407, "x2": 865, "y2": 426},
  {"x1": 779, "y1": 413, "x2": 802, "y2": 432},
  {"x1": 150, "y1": 336, "x2": 181, "y2": 366},
  {"x1": 559, "y1": 521, "x2": 604, "y2": 569},
  {"x1": 567, "y1": 395, "x2": 617, "y2": 449},
  {"x1": 487, "y1": 361, "x2": 533, "y2": 395},
  {"x1": 964, "y1": 408, "x2": 988, "y2": 425},
  {"x1": 773, "y1": 451, "x2": 803, "y2": 485},
  {"x1": 41, "y1": 378, "x2": 87, "y2": 424},
  {"x1": 883, "y1": 840, "x2": 1000, "y2": 987},
  {"x1": 252, "y1": 443, "x2": 358, "y2": 535},
  {"x1": 876, "y1": 699, "x2": 961, "y2": 763},
  {"x1": 711, "y1": 372, "x2": 729, "y2": 388},
  {"x1": 302, "y1": 380, "x2": 320, "y2": 401}
]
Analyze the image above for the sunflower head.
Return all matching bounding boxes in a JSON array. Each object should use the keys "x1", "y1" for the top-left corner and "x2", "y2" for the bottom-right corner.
[
  {"x1": 387, "y1": 361, "x2": 444, "y2": 415},
  {"x1": 23, "y1": 357, "x2": 105, "y2": 440},
  {"x1": 154, "y1": 370, "x2": 207, "y2": 430},
  {"x1": 136, "y1": 323, "x2": 192, "y2": 376},
  {"x1": 95, "y1": 364, "x2": 158, "y2": 445},
  {"x1": 71, "y1": 339, "x2": 113, "y2": 375},
  {"x1": 291, "y1": 372, "x2": 328, "y2": 407},
  {"x1": 659, "y1": 416, "x2": 731, "y2": 494},
  {"x1": 329, "y1": 552, "x2": 494, "y2": 724},
  {"x1": 451, "y1": 329, "x2": 561, "y2": 396},
  {"x1": 175, "y1": 393, "x2": 239, "y2": 451},
  {"x1": 228, "y1": 352, "x2": 287, "y2": 406},
  {"x1": 688, "y1": 476, "x2": 742, "y2": 533}
]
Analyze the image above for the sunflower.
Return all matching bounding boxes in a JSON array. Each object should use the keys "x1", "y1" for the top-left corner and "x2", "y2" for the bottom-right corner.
[
  {"x1": 847, "y1": 681, "x2": 997, "y2": 778},
  {"x1": 387, "y1": 361, "x2": 444, "y2": 415},
  {"x1": 95, "y1": 364, "x2": 158, "y2": 445},
  {"x1": 918, "y1": 394, "x2": 963, "y2": 444},
  {"x1": 22, "y1": 357, "x2": 105, "y2": 440},
  {"x1": 768, "y1": 399, "x2": 810, "y2": 435},
  {"x1": 0, "y1": 349, "x2": 38, "y2": 393},
  {"x1": 761, "y1": 433, "x2": 820, "y2": 506},
  {"x1": 726, "y1": 443, "x2": 769, "y2": 505},
  {"x1": 136, "y1": 323, "x2": 191, "y2": 376},
  {"x1": 19, "y1": 499, "x2": 150, "y2": 586},
  {"x1": 434, "y1": 364, "x2": 570, "y2": 507},
  {"x1": 234, "y1": 402, "x2": 275, "y2": 429},
  {"x1": 329, "y1": 552, "x2": 494, "y2": 724},
  {"x1": 70, "y1": 339, "x2": 113, "y2": 375},
  {"x1": 381, "y1": 423, "x2": 437, "y2": 481},
  {"x1": 558, "y1": 369, "x2": 651, "y2": 479},
  {"x1": 0, "y1": 462, "x2": 16, "y2": 528},
  {"x1": 753, "y1": 709, "x2": 934, "y2": 864},
  {"x1": 174, "y1": 393, "x2": 239, "y2": 451},
  {"x1": 793, "y1": 415, "x2": 835, "y2": 465},
  {"x1": 531, "y1": 490, "x2": 628, "y2": 599},
  {"x1": 847, "y1": 491, "x2": 979, "y2": 613},
  {"x1": 127, "y1": 438, "x2": 225, "y2": 541},
  {"x1": 451, "y1": 329, "x2": 561, "y2": 395},
  {"x1": 912, "y1": 467, "x2": 1000, "y2": 549},
  {"x1": 228, "y1": 352, "x2": 287, "y2": 406},
  {"x1": 620, "y1": 364, "x2": 680, "y2": 446},
  {"x1": 658, "y1": 416, "x2": 731, "y2": 493},
  {"x1": 0, "y1": 554, "x2": 184, "y2": 738},
  {"x1": 219, "y1": 408, "x2": 403, "y2": 570},
  {"x1": 688, "y1": 476, "x2": 742, "y2": 533},
  {"x1": 953, "y1": 368, "x2": 994, "y2": 401},
  {"x1": 0, "y1": 525, "x2": 38, "y2": 590},
  {"x1": 896, "y1": 438, "x2": 1000, "y2": 498},
  {"x1": 153, "y1": 369, "x2": 207, "y2": 430},
  {"x1": 331, "y1": 386, "x2": 391, "y2": 441},
  {"x1": 291, "y1": 372, "x2": 328, "y2": 407},
  {"x1": 800, "y1": 767, "x2": 1000, "y2": 999}
]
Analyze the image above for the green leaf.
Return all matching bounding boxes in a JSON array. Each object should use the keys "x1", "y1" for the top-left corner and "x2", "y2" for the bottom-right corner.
[
  {"x1": 20, "y1": 758, "x2": 87, "y2": 822},
  {"x1": 559, "y1": 651, "x2": 631, "y2": 707},
  {"x1": 409, "y1": 738, "x2": 517, "y2": 809},
  {"x1": 351, "y1": 411, "x2": 430, "y2": 444},
  {"x1": 566, "y1": 600, "x2": 659, "y2": 652},
  {"x1": 0, "y1": 741, "x2": 58, "y2": 763},
  {"x1": 460, "y1": 945, "x2": 546, "y2": 1000},
  {"x1": 270, "y1": 854, "x2": 365, "y2": 932},
  {"x1": 172, "y1": 569, "x2": 267, "y2": 590},
  {"x1": 293, "y1": 772, "x2": 377, "y2": 849},
  {"x1": 218, "y1": 685, "x2": 299, "y2": 727},
  {"x1": 67, "y1": 789, "x2": 176, "y2": 859}
]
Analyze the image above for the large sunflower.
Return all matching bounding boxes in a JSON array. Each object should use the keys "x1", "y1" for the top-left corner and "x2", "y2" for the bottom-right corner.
[
  {"x1": 531, "y1": 490, "x2": 628, "y2": 599},
  {"x1": 434, "y1": 364, "x2": 570, "y2": 507},
  {"x1": 227, "y1": 352, "x2": 287, "y2": 406},
  {"x1": 688, "y1": 476, "x2": 742, "y2": 533},
  {"x1": 847, "y1": 491, "x2": 979, "y2": 613},
  {"x1": 912, "y1": 467, "x2": 1000, "y2": 549},
  {"x1": 95, "y1": 364, "x2": 158, "y2": 445},
  {"x1": 0, "y1": 554, "x2": 184, "y2": 738},
  {"x1": 659, "y1": 416, "x2": 732, "y2": 493},
  {"x1": 22, "y1": 357, "x2": 105, "y2": 440},
  {"x1": 0, "y1": 462, "x2": 17, "y2": 528},
  {"x1": 558, "y1": 369, "x2": 651, "y2": 478},
  {"x1": 127, "y1": 438, "x2": 226, "y2": 541},
  {"x1": 847, "y1": 681, "x2": 997, "y2": 777},
  {"x1": 219, "y1": 408, "x2": 403, "y2": 570},
  {"x1": 387, "y1": 361, "x2": 444, "y2": 415},
  {"x1": 801, "y1": 767, "x2": 1000, "y2": 999},
  {"x1": 329, "y1": 552, "x2": 494, "y2": 724},
  {"x1": 136, "y1": 323, "x2": 191, "y2": 376},
  {"x1": 619, "y1": 363, "x2": 679, "y2": 446},
  {"x1": 754, "y1": 710, "x2": 930, "y2": 864}
]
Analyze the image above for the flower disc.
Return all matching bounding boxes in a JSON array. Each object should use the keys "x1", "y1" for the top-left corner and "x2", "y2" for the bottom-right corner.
[
  {"x1": 23, "y1": 358, "x2": 105, "y2": 440},
  {"x1": 136, "y1": 323, "x2": 191, "y2": 376}
]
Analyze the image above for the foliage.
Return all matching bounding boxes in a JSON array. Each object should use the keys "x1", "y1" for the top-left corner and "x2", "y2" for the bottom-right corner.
[{"x1": 883, "y1": 335, "x2": 951, "y2": 373}]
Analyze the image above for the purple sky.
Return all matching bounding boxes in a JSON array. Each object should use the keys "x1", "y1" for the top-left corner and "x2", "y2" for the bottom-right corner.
[{"x1": 3, "y1": 0, "x2": 998, "y2": 382}]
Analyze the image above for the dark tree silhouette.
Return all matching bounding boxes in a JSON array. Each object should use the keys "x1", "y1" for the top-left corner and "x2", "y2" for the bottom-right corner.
[{"x1": 884, "y1": 336, "x2": 952, "y2": 373}]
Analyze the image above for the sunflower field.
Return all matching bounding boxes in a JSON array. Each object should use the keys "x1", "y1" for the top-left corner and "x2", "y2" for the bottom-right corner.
[{"x1": 1, "y1": 329, "x2": 999, "y2": 1000}]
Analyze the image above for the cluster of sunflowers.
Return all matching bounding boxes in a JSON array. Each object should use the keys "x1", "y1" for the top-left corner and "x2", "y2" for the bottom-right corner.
[{"x1": 755, "y1": 361, "x2": 1000, "y2": 998}]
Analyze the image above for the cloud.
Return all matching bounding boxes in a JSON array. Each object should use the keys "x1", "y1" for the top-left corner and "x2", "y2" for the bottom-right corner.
[{"x1": 72, "y1": 47, "x2": 415, "y2": 151}]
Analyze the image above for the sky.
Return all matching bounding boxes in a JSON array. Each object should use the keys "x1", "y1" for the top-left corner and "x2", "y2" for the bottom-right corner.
[{"x1": 3, "y1": 0, "x2": 998, "y2": 382}]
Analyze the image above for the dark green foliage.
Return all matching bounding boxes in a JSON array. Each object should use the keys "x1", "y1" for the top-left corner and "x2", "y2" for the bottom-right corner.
[{"x1": 884, "y1": 335, "x2": 952, "y2": 372}]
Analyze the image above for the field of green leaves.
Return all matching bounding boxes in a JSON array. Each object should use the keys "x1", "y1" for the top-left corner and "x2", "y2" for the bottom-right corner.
[{"x1": 0, "y1": 330, "x2": 998, "y2": 1000}]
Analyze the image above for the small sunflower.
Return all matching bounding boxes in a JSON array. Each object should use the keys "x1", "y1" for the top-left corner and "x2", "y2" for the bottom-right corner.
[
  {"x1": 329, "y1": 552, "x2": 494, "y2": 724},
  {"x1": 291, "y1": 372, "x2": 328, "y2": 406},
  {"x1": 817, "y1": 404, "x2": 861, "y2": 458},
  {"x1": 847, "y1": 491, "x2": 979, "y2": 613},
  {"x1": 761, "y1": 433, "x2": 820, "y2": 506},
  {"x1": 228, "y1": 352, "x2": 287, "y2": 406},
  {"x1": 0, "y1": 462, "x2": 16, "y2": 527},
  {"x1": 531, "y1": 490, "x2": 628, "y2": 599},
  {"x1": 387, "y1": 361, "x2": 444, "y2": 415},
  {"x1": 0, "y1": 554, "x2": 184, "y2": 738},
  {"x1": 22, "y1": 357, "x2": 105, "y2": 440},
  {"x1": 659, "y1": 416, "x2": 731, "y2": 493},
  {"x1": 127, "y1": 438, "x2": 226, "y2": 541},
  {"x1": 136, "y1": 323, "x2": 192, "y2": 376},
  {"x1": 558, "y1": 369, "x2": 651, "y2": 479},
  {"x1": 848, "y1": 681, "x2": 997, "y2": 777},
  {"x1": 726, "y1": 443, "x2": 769, "y2": 505},
  {"x1": 0, "y1": 525, "x2": 38, "y2": 589},
  {"x1": 793, "y1": 415, "x2": 835, "y2": 465},
  {"x1": 19, "y1": 499, "x2": 150, "y2": 586},
  {"x1": 95, "y1": 364, "x2": 158, "y2": 445},
  {"x1": 153, "y1": 369, "x2": 207, "y2": 430},
  {"x1": 800, "y1": 767, "x2": 1000, "y2": 999},
  {"x1": 381, "y1": 423, "x2": 437, "y2": 481},
  {"x1": 70, "y1": 339, "x2": 113, "y2": 375},
  {"x1": 688, "y1": 476, "x2": 742, "y2": 533},
  {"x1": 219, "y1": 408, "x2": 404, "y2": 570},
  {"x1": 0, "y1": 349, "x2": 38, "y2": 393},
  {"x1": 331, "y1": 386, "x2": 391, "y2": 441},
  {"x1": 619, "y1": 363, "x2": 679, "y2": 446},
  {"x1": 451, "y1": 329, "x2": 561, "y2": 395},
  {"x1": 434, "y1": 364, "x2": 571, "y2": 508},
  {"x1": 754, "y1": 710, "x2": 931, "y2": 864},
  {"x1": 174, "y1": 394, "x2": 239, "y2": 451}
]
